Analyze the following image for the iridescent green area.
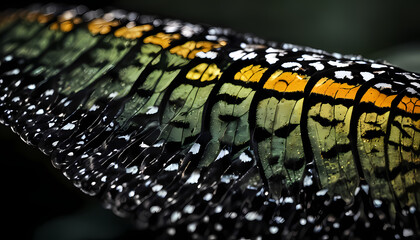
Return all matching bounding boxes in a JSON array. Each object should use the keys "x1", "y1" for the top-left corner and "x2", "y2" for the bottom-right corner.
[
  {"x1": 200, "y1": 83, "x2": 255, "y2": 167},
  {"x1": 14, "y1": 25, "x2": 65, "y2": 59},
  {"x1": 0, "y1": 19, "x2": 44, "y2": 55},
  {"x1": 357, "y1": 109, "x2": 393, "y2": 201},
  {"x1": 255, "y1": 96, "x2": 306, "y2": 194},
  {"x1": 1, "y1": 8, "x2": 419, "y2": 216},
  {"x1": 59, "y1": 35, "x2": 136, "y2": 95},
  {"x1": 388, "y1": 113, "x2": 420, "y2": 207},
  {"x1": 86, "y1": 43, "x2": 162, "y2": 110},
  {"x1": 132, "y1": 52, "x2": 189, "y2": 115},
  {"x1": 307, "y1": 102, "x2": 358, "y2": 202},
  {"x1": 160, "y1": 82, "x2": 214, "y2": 144},
  {"x1": 29, "y1": 28, "x2": 101, "y2": 78},
  {"x1": 159, "y1": 62, "x2": 230, "y2": 147}
]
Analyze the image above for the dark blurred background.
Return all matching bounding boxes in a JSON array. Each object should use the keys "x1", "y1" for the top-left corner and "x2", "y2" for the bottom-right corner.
[{"x1": 0, "y1": 0, "x2": 419, "y2": 239}]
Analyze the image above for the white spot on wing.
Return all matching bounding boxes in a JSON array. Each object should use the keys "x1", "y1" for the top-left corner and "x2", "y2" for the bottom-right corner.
[
  {"x1": 265, "y1": 54, "x2": 279, "y2": 64},
  {"x1": 309, "y1": 62, "x2": 325, "y2": 71},
  {"x1": 183, "y1": 204, "x2": 195, "y2": 214},
  {"x1": 126, "y1": 166, "x2": 138, "y2": 174},
  {"x1": 360, "y1": 72, "x2": 375, "y2": 81},
  {"x1": 45, "y1": 89, "x2": 54, "y2": 96},
  {"x1": 375, "y1": 83, "x2": 392, "y2": 90},
  {"x1": 239, "y1": 152, "x2": 252, "y2": 162},
  {"x1": 118, "y1": 135, "x2": 130, "y2": 141},
  {"x1": 245, "y1": 211, "x2": 262, "y2": 221},
  {"x1": 89, "y1": 104, "x2": 100, "y2": 111},
  {"x1": 220, "y1": 174, "x2": 239, "y2": 184},
  {"x1": 152, "y1": 184, "x2": 163, "y2": 192},
  {"x1": 62, "y1": 123, "x2": 75, "y2": 130},
  {"x1": 403, "y1": 229, "x2": 414, "y2": 237},
  {"x1": 316, "y1": 189, "x2": 328, "y2": 196},
  {"x1": 108, "y1": 92, "x2": 118, "y2": 98},
  {"x1": 361, "y1": 184, "x2": 369, "y2": 194},
  {"x1": 303, "y1": 175, "x2": 313, "y2": 187},
  {"x1": 371, "y1": 63, "x2": 387, "y2": 68},
  {"x1": 203, "y1": 193, "x2": 213, "y2": 201},
  {"x1": 164, "y1": 163, "x2": 179, "y2": 171},
  {"x1": 216, "y1": 149, "x2": 229, "y2": 160},
  {"x1": 146, "y1": 106, "x2": 158, "y2": 115},
  {"x1": 335, "y1": 70, "x2": 353, "y2": 79},
  {"x1": 36, "y1": 109, "x2": 44, "y2": 115},
  {"x1": 189, "y1": 143, "x2": 200, "y2": 154},
  {"x1": 373, "y1": 199, "x2": 382, "y2": 207},
  {"x1": 281, "y1": 62, "x2": 302, "y2": 70},
  {"x1": 187, "y1": 223, "x2": 197, "y2": 232},
  {"x1": 229, "y1": 50, "x2": 246, "y2": 61},
  {"x1": 186, "y1": 171, "x2": 200, "y2": 184},
  {"x1": 269, "y1": 226, "x2": 279, "y2": 234},
  {"x1": 171, "y1": 211, "x2": 182, "y2": 222},
  {"x1": 328, "y1": 60, "x2": 350, "y2": 67},
  {"x1": 150, "y1": 206, "x2": 161, "y2": 213},
  {"x1": 196, "y1": 51, "x2": 218, "y2": 59},
  {"x1": 297, "y1": 54, "x2": 323, "y2": 61}
]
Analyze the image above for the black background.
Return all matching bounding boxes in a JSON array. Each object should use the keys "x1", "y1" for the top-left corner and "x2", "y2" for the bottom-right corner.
[{"x1": 0, "y1": 1, "x2": 419, "y2": 239}]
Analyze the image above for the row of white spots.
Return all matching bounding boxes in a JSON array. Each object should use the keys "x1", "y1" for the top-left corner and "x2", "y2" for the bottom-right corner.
[
  {"x1": 196, "y1": 51, "x2": 218, "y2": 59},
  {"x1": 297, "y1": 54, "x2": 324, "y2": 61},
  {"x1": 163, "y1": 21, "x2": 202, "y2": 37},
  {"x1": 229, "y1": 49, "x2": 258, "y2": 61},
  {"x1": 220, "y1": 174, "x2": 239, "y2": 184},
  {"x1": 397, "y1": 72, "x2": 419, "y2": 81},
  {"x1": 328, "y1": 60, "x2": 350, "y2": 68},
  {"x1": 265, "y1": 47, "x2": 287, "y2": 64},
  {"x1": 309, "y1": 62, "x2": 325, "y2": 71}
]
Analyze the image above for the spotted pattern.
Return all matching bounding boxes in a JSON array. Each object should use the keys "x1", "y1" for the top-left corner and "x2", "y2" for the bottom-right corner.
[{"x1": 1, "y1": 4, "x2": 420, "y2": 240}]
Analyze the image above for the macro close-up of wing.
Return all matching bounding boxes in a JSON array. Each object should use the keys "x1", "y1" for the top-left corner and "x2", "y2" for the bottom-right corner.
[{"x1": 0, "y1": 3, "x2": 420, "y2": 239}]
